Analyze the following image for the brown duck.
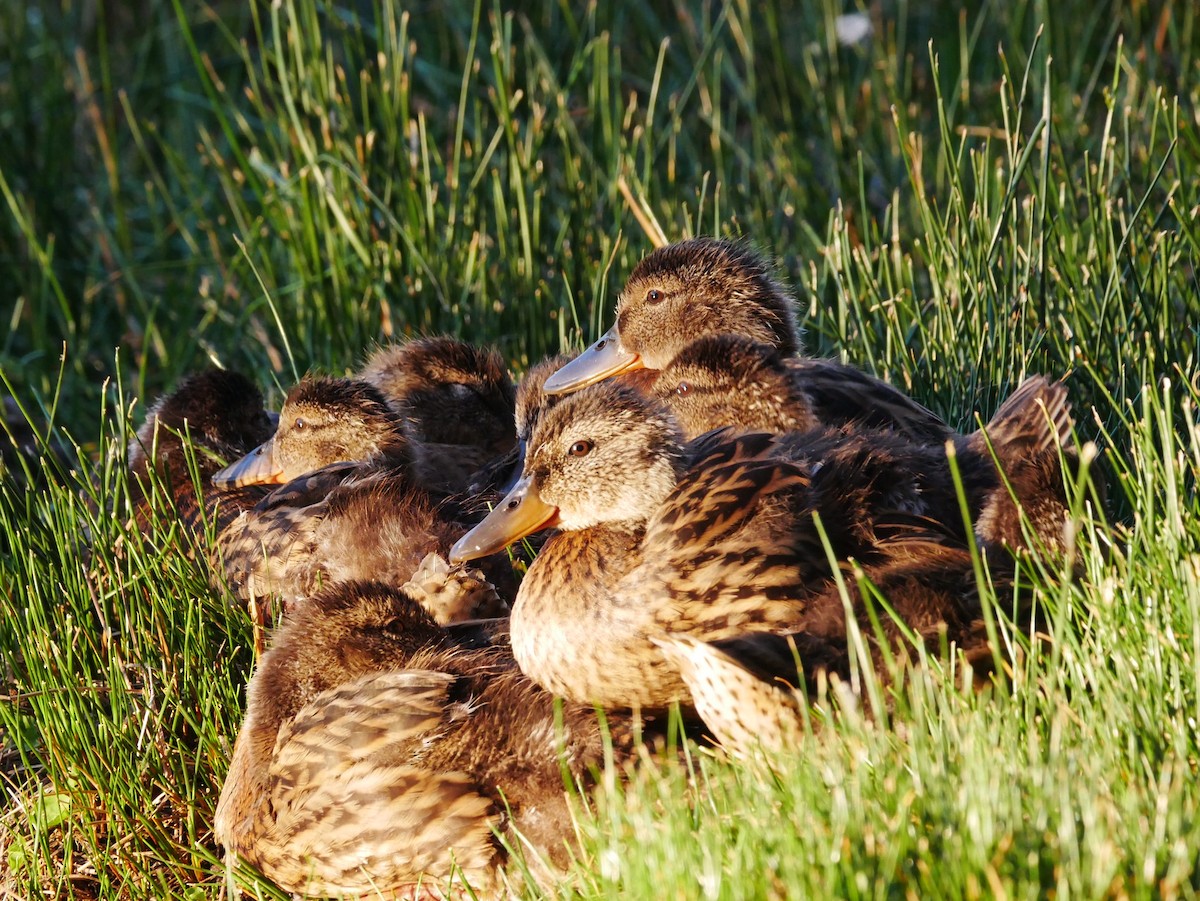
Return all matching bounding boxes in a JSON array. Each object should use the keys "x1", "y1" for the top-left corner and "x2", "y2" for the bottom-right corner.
[
  {"x1": 542, "y1": 237, "x2": 952, "y2": 444},
  {"x1": 213, "y1": 376, "x2": 508, "y2": 621},
  {"x1": 127, "y1": 369, "x2": 276, "y2": 536},
  {"x1": 359, "y1": 336, "x2": 517, "y2": 495},
  {"x1": 214, "y1": 578, "x2": 656, "y2": 898},
  {"x1": 450, "y1": 378, "x2": 1066, "y2": 710}
]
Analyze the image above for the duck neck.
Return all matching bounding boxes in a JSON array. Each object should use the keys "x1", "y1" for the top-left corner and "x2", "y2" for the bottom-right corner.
[{"x1": 510, "y1": 522, "x2": 685, "y2": 707}]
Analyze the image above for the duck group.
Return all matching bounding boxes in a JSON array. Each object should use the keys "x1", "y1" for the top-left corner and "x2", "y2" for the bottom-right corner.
[{"x1": 126, "y1": 236, "x2": 1090, "y2": 896}]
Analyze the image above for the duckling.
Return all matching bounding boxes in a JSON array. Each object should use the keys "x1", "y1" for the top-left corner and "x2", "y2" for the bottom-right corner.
[
  {"x1": 127, "y1": 369, "x2": 276, "y2": 535},
  {"x1": 654, "y1": 333, "x2": 953, "y2": 443},
  {"x1": 215, "y1": 578, "x2": 654, "y2": 898},
  {"x1": 542, "y1": 237, "x2": 952, "y2": 444},
  {"x1": 649, "y1": 334, "x2": 823, "y2": 437},
  {"x1": 359, "y1": 336, "x2": 517, "y2": 495},
  {"x1": 552, "y1": 238, "x2": 803, "y2": 379},
  {"x1": 652, "y1": 335, "x2": 1080, "y2": 559},
  {"x1": 213, "y1": 376, "x2": 510, "y2": 620},
  {"x1": 451, "y1": 373, "x2": 1074, "y2": 710}
]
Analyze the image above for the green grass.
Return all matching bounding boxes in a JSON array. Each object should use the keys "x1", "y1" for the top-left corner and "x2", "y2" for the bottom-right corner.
[{"x1": 2, "y1": 0, "x2": 1198, "y2": 897}]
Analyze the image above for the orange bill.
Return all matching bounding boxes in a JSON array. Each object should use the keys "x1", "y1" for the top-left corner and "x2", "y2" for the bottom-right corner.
[
  {"x1": 542, "y1": 324, "x2": 643, "y2": 395},
  {"x1": 211, "y1": 438, "x2": 286, "y2": 487},
  {"x1": 449, "y1": 475, "x2": 560, "y2": 562}
]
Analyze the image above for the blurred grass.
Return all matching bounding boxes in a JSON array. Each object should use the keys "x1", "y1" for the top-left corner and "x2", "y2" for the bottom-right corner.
[{"x1": 2, "y1": 0, "x2": 1198, "y2": 897}]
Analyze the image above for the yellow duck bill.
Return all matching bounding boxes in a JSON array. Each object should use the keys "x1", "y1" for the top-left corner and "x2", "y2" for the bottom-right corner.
[
  {"x1": 542, "y1": 324, "x2": 643, "y2": 395},
  {"x1": 211, "y1": 438, "x2": 286, "y2": 487},
  {"x1": 449, "y1": 475, "x2": 560, "y2": 562}
]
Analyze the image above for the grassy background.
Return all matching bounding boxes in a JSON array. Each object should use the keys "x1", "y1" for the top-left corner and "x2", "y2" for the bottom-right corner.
[{"x1": 1, "y1": 0, "x2": 1198, "y2": 897}]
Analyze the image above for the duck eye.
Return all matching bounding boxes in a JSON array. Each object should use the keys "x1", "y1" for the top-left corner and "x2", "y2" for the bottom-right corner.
[
  {"x1": 675, "y1": 382, "x2": 692, "y2": 396},
  {"x1": 645, "y1": 289, "x2": 665, "y2": 304},
  {"x1": 568, "y1": 440, "x2": 593, "y2": 457},
  {"x1": 293, "y1": 419, "x2": 306, "y2": 431},
  {"x1": 382, "y1": 617, "x2": 408, "y2": 637}
]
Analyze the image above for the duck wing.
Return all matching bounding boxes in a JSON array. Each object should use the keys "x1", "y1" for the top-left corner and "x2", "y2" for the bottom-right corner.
[
  {"x1": 253, "y1": 460, "x2": 364, "y2": 511},
  {"x1": 256, "y1": 670, "x2": 499, "y2": 896},
  {"x1": 963, "y1": 375, "x2": 1081, "y2": 557},
  {"x1": 639, "y1": 431, "x2": 823, "y2": 635},
  {"x1": 787, "y1": 358, "x2": 953, "y2": 445},
  {"x1": 970, "y1": 375, "x2": 1072, "y2": 459}
]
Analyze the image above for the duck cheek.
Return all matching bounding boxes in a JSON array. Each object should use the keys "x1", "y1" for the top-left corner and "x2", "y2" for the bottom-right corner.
[
  {"x1": 635, "y1": 339, "x2": 677, "y2": 372},
  {"x1": 551, "y1": 485, "x2": 639, "y2": 532}
]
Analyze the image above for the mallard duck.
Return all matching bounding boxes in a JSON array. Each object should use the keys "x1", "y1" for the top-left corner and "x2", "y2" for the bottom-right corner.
[
  {"x1": 651, "y1": 335, "x2": 1080, "y2": 559},
  {"x1": 127, "y1": 369, "x2": 276, "y2": 535},
  {"x1": 214, "y1": 578, "x2": 654, "y2": 898},
  {"x1": 212, "y1": 376, "x2": 510, "y2": 621},
  {"x1": 359, "y1": 336, "x2": 517, "y2": 495},
  {"x1": 450, "y1": 378, "x2": 1064, "y2": 710},
  {"x1": 541, "y1": 237, "x2": 952, "y2": 443},
  {"x1": 651, "y1": 333, "x2": 955, "y2": 442},
  {"x1": 211, "y1": 376, "x2": 409, "y2": 489}
]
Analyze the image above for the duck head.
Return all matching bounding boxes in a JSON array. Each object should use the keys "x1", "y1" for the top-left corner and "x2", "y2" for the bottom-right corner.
[
  {"x1": 212, "y1": 376, "x2": 407, "y2": 487},
  {"x1": 450, "y1": 382, "x2": 684, "y2": 561},
  {"x1": 543, "y1": 238, "x2": 800, "y2": 394},
  {"x1": 129, "y1": 369, "x2": 276, "y2": 483},
  {"x1": 256, "y1": 580, "x2": 450, "y2": 719}
]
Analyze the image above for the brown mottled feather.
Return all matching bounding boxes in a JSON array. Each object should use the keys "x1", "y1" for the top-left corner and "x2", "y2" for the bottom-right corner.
[
  {"x1": 215, "y1": 580, "x2": 656, "y2": 897},
  {"x1": 961, "y1": 375, "x2": 1083, "y2": 560},
  {"x1": 359, "y1": 337, "x2": 517, "y2": 495},
  {"x1": 660, "y1": 540, "x2": 1019, "y2": 754}
]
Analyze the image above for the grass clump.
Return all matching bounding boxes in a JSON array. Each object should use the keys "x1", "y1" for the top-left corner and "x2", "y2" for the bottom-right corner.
[{"x1": 2, "y1": 0, "x2": 1198, "y2": 897}]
